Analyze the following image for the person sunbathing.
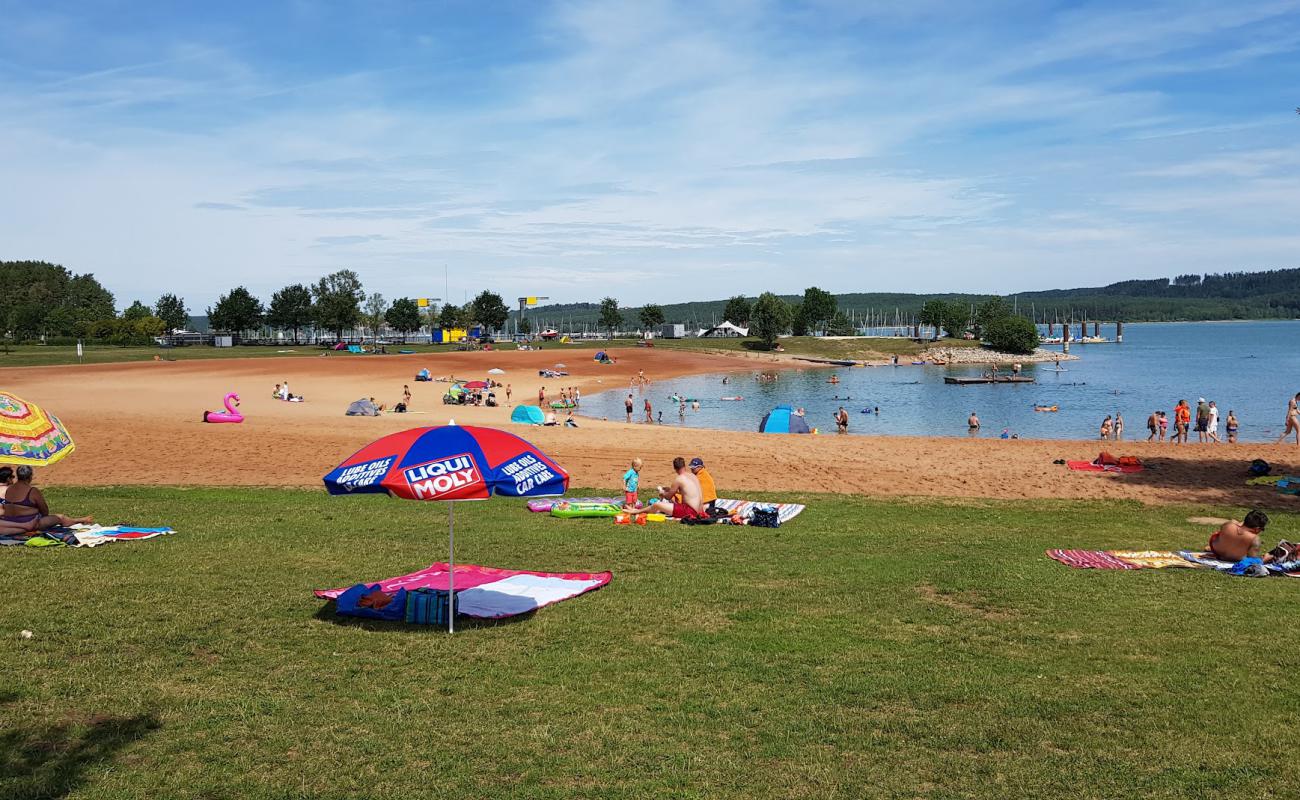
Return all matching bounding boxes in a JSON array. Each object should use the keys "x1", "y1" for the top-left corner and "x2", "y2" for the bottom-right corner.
[
  {"x1": 2, "y1": 465, "x2": 94, "y2": 531},
  {"x1": 625, "y1": 457, "x2": 704, "y2": 519},
  {"x1": 0, "y1": 466, "x2": 37, "y2": 535},
  {"x1": 1206, "y1": 510, "x2": 1268, "y2": 563}
]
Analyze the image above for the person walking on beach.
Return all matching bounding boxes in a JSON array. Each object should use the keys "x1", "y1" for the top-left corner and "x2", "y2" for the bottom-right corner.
[
  {"x1": 1100, "y1": 415, "x2": 1112, "y2": 440},
  {"x1": 539, "y1": 386, "x2": 546, "y2": 406},
  {"x1": 505, "y1": 384, "x2": 512, "y2": 404},
  {"x1": 1147, "y1": 411, "x2": 1159, "y2": 441},
  {"x1": 625, "y1": 394, "x2": 634, "y2": 423},
  {"x1": 1114, "y1": 413, "x2": 1124, "y2": 441},
  {"x1": 1195, "y1": 398, "x2": 1210, "y2": 443},
  {"x1": 1276, "y1": 392, "x2": 1300, "y2": 445},
  {"x1": 1207, "y1": 401, "x2": 1221, "y2": 444},
  {"x1": 1158, "y1": 410, "x2": 1168, "y2": 442},
  {"x1": 644, "y1": 397, "x2": 653, "y2": 424},
  {"x1": 1173, "y1": 400, "x2": 1190, "y2": 444},
  {"x1": 1226, "y1": 409, "x2": 1239, "y2": 444}
]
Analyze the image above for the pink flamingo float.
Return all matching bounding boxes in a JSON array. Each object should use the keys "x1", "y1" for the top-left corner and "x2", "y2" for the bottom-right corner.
[{"x1": 203, "y1": 393, "x2": 244, "y2": 423}]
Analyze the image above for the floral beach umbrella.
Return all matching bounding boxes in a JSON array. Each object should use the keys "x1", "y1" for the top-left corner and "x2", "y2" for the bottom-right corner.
[
  {"x1": 0, "y1": 392, "x2": 75, "y2": 466},
  {"x1": 323, "y1": 424, "x2": 568, "y2": 631}
]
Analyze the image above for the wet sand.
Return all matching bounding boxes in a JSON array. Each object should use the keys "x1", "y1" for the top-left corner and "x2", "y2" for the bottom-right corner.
[{"x1": 8, "y1": 347, "x2": 1299, "y2": 509}]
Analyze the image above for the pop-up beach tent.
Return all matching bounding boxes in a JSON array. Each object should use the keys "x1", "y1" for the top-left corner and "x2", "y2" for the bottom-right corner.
[
  {"x1": 758, "y1": 405, "x2": 811, "y2": 434},
  {"x1": 511, "y1": 405, "x2": 545, "y2": 425},
  {"x1": 345, "y1": 398, "x2": 381, "y2": 416}
]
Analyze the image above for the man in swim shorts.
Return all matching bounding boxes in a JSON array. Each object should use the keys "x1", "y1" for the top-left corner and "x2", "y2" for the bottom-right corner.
[
  {"x1": 1206, "y1": 510, "x2": 1268, "y2": 563},
  {"x1": 1195, "y1": 398, "x2": 1209, "y2": 442},
  {"x1": 968, "y1": 412, "x2": 980, "y2": 433},
  {"x1": 629, "y1": 457, "x2": 703, "y2": 519},
  {"x1": 625, "y1": 394, "x2": 634, "y2": 423}
]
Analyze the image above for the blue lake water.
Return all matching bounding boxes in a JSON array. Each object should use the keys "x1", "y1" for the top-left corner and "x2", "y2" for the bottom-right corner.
[{"x1": 581, "y1": 321, "x2": 1300, "y2": 441}]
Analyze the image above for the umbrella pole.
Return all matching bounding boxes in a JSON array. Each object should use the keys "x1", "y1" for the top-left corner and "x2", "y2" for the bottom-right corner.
[{"x1": 448, "y1": 501, "x2": 455, "y2": 634}]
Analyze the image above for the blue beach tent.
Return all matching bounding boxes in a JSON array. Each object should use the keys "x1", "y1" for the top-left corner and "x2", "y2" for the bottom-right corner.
[
  {"x1": 511, "y1": 405, "x2": 546, "y2": 425},
  {"x1": 758, "y1": 405, "x2": 811, "y2": 434}
]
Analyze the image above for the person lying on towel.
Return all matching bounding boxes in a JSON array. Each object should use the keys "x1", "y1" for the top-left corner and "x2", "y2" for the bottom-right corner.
[
  {"x1": 626, "y1": 457, "x2": 704, "y2": 519},
  {"x1": 1206, "y1": 510, "x2": 1268, "y2": 563}
]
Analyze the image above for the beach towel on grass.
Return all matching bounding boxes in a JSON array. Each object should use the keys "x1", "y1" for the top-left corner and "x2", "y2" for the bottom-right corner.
[
  {"x1": 315, "y1": 563, "x2": 611, "y2": 619},
  {"x1": 0, "y1": 525, "x2": 174, "y2": 549},
  {"x1": 1066, "y1": 461, "x2": 1145, "y2": 474},
  {"x1": 1178, "y1": 551, "x2": 1300, "y2": 577},
  {"x1": 713, "y1": 499, "x2": 807, "y2": 524},
  {"x1": 1047, "y1": 549, "x2": 1198, "y2": 570},
  {"x1": 527, "y1": 497, "x2": 621, "y2": 512}
]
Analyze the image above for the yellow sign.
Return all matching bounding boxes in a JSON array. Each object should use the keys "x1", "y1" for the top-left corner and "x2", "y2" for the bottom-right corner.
[
  {"x1": 526, "y1": 296, "x2": 538, "y2": 306},
  {"x1": 418, "y1": 298, "x2": 429, "y2": 307}
]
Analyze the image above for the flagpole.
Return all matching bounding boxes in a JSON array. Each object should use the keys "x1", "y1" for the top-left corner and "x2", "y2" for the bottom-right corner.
[{"x1": 448, "y1": 501, "x2": 455, "y2": 634}]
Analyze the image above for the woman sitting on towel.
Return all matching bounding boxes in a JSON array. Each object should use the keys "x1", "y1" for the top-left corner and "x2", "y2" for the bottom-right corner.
[
  {"x1": 2, "y1": 466, "x2": 94, "y2": 532},
  {"x1": 0, "y1": 466, "x2": 36, "y2": 535}
]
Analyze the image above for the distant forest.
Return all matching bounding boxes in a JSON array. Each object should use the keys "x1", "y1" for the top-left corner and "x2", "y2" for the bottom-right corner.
[{"x1": 515, "y1": 269, "x2": 1300, "y2": 329}]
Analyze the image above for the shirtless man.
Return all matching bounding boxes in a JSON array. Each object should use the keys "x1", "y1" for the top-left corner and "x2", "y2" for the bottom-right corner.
[
  {"x1": 1206, "y1": 510, "x2": 1269, "y2": 563},
  {"x1": 967, "y1": 412, "x2": 980, "y2": 434},
  {"x1": 627, "y1": 457, "x2": 704, "y2": 519}
]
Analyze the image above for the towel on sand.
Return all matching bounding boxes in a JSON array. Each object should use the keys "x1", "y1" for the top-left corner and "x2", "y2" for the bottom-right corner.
[
  {"x1": 1066, "y1": 461, "x2": 1145, "y2": 474},
  {"x1": 1047, "y1": 549, "x2": 1197, "y2": 569}
]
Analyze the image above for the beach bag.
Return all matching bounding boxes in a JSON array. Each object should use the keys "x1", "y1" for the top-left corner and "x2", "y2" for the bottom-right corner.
[
  {"x1": 1117, "y1": 456, "x2": 1142, "y2": 468},
  {"x1": 1249, "y1": 459, "x2": 1271, "y2": 477},
  {"x1": 750, "y1": 506, "x2": 780, "y2": 528},
  {"x1": 335, "y1": 583, "x2": 407, "y2": 621},
  {"x1": 404, "y1": 588, "x2": 451, "y2": 626}
]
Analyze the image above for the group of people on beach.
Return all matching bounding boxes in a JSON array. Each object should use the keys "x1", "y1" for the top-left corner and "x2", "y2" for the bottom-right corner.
[
  {"x1": 620, "y1": 455, "x2": 718, "y2": 520},
  {"x1": 0, "y1": 466, "x2": 94, "y2": 536}
]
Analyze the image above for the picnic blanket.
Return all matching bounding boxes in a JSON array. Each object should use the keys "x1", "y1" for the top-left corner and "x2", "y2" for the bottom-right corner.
[
  {"x1": 1178, "y1": 551, "x2": 1300, "y2": 577},
  {"x1": 713, "y1": 498, "x2": 806, "y2": 524},
  {"x1": 527, "y1": 497, "x2": 621, "y2": 512},
  {"x1": 1066, "y1": 461, "x2": 1145, "y2": 474},
  {"x1": 0, "y1": 525, "x2": 175, "y2": 549},
  {"x1": 315, "y1": 562, "x2": 611, "y2": 618},
  {"x1": 1047, "y1": 549, "x2": 1198, "y2": 569}
]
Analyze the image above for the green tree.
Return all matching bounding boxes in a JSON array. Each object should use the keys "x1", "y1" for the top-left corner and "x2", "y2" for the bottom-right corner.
[
  {"x1": 438, "y1": 303, "x2": 468, "y2": 330},
  {"x1": 132, "y1": 316, "x2": 166, "y2": 342},
  {"x1": 154, "y1": 293, "x2": 190, "y2": 334},
  {"x1": 469, "y1": 291, "x2": 510, "y2": 333},
  {"x1": 825, "y1": 311, "x2": 855, "y2": 336},
  {"x1": 722, "y1": 295, "x2": 752, "y2": 325},
  {"x1": 518, "y1": 316, "x2": 532, "y2": 335},
  {"x1": 983, "y1": 314, "x2": 1040, "y2": 355},
  {"x1": 920, "y1": 299, "x2": 967, "y2": 339},
  {"x1": 598, "y1": 297, "x2": 623, "y2": 337},
  {"x1": 801, "y1": 287, "x2": 837, "y2": 334},
  {"x1": 749, "y1": 292, "x2": 792, "y2": 349},
  {"x1": 639, "y1": 303, "x2": 665, "y2": 331},
  {"x1": 974, "y1": 297, "x2": 1010, "y2": 336},
  {"x1": 312, "y1": 270, "x2": 365, "y2": 339},
  {"x1": 123, "y1": 301, "x2": 152, "y2": 321},
  {"x1": 266, "y1": 284, "x2": 314, "y2": 343},
  {"x1": 207, "y1": 287, "x2": 264, "y2": 335},
  {"x1": 385, "y1": 297, "x2": 422, "y2": 336},
  {"x1": 363, "y1": 292, "x2": 388, "y2": 337},
  {"x1": 790, "y1": 302, "x2": 809, "y2": 336}
]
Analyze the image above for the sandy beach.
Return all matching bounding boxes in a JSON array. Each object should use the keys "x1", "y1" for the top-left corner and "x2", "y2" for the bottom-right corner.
[{"x1": 9, "y1": 346, "x2": 1298, "y2": 509}]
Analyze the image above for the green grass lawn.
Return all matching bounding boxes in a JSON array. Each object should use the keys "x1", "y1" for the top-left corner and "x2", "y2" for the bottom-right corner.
[{"x1": 4, "y1": 488, "x2": 1297, "y2": 799}]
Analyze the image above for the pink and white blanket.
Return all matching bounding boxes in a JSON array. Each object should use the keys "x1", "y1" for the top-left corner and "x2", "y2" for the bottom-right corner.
[{"x1": 314, "y1": 562, "x2": 611, "y2": 618}]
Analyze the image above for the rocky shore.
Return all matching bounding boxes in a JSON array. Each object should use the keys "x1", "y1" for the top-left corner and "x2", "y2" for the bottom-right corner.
[{"x1": 923, "y1": 346, "x2": 1078, "y2": 365}]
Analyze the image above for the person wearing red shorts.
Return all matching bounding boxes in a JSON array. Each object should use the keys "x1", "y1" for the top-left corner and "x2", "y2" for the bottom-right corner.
[{"x1": 624, "y1": 456, "x2": 703, "y2": 519}]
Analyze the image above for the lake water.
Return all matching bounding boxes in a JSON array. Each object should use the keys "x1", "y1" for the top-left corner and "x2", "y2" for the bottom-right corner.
[{"x1": 581, "y1": 321, "x2": 1300, "y2": 441}]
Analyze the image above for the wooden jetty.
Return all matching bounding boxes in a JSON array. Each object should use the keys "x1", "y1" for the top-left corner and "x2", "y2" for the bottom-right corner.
[{"x1": 944, "y1": 376, "x2": 1036, "y2": 385}]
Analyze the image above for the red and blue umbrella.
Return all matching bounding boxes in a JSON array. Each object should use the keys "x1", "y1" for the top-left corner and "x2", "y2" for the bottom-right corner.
[{"x1": 323, "y1": 424, "x2": 568, "y2": 631}]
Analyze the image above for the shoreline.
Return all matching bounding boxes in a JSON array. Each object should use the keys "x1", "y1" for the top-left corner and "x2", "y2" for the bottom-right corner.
[{"x1": 5, "y1": 347, "x2": 1297, "y2": 509}]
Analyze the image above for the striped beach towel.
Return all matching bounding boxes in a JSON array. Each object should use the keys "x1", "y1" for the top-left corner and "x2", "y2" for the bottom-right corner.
[
  {"x1": 713, "y1": 499, "x2": 807, "y2": 524},
  {"x1": 1047, "y1": 549, "x2": 1144, "y2": 569}
]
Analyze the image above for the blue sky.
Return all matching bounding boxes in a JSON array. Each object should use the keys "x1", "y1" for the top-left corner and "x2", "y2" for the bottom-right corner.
[{"x1": 2, "y1": 0, "x2": 1298, "y2": 311}]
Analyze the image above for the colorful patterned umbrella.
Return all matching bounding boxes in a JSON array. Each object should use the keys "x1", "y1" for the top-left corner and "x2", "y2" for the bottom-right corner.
[
  {"x1": 462, "y1": 380, "x2": 489, "y2": 390},
  {"x1": 323, "y1": 424, "x2": 568, "y2": 631},
  {"x1": 0, "y1": 392, "x2": 75, "y2": 466}
]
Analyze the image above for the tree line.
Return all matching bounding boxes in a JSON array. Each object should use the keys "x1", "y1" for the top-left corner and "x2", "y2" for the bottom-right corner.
[{"x1": 0, "y1": 261, "x2": 515, "y2": 345}]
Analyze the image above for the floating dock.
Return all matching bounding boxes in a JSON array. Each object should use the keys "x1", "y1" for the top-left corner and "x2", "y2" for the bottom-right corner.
[{"x1": 944, "y1": 376, "x2": 1036, "y2": 385}]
